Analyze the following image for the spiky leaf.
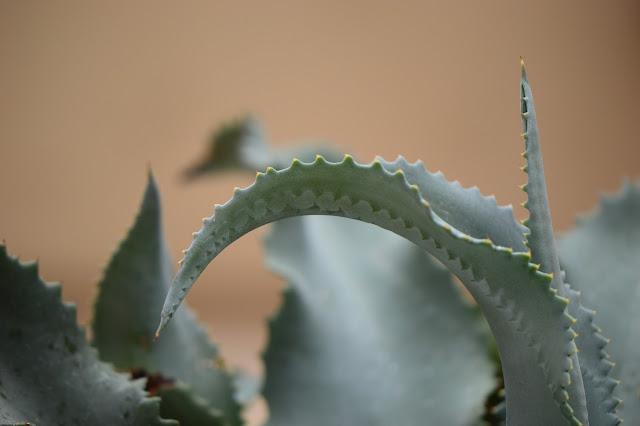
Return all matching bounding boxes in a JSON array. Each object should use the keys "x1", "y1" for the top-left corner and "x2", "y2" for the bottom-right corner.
[
  {"x1": 558, "y1": 181, "x2": 640, "y2": 424},
  {"x1": 92, "y1": 172, "x2": 241, "y2": 425},
  {"x1": 0, "y1": 244, "x2": 174, "y2": 426},
  {"x1": 157, "y1": 156, "x2": 582, "y2": 424},
  {"x1": 519, "y1": 59, "x2": 589, "y2": 423}
]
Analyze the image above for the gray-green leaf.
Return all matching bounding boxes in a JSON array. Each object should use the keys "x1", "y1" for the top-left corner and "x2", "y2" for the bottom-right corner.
[
  {"x1": 0, "y1": 244, "x2": 174, "y2": 426},
  {"x1": 92, "y1": 172, "x2": 241, "y2": 425},
  {"x1": 262, "y1": 215, "x2": 496, "y2": 425},
  {"x1": 183, "y1": 116, "x2": 342, "y2": 181},
  {"x1": 158, "y1": 156, "x2": 582, "y2": 424},
  {"x1": 558, "y1": 181, "x2": 640, "y2": 424}
]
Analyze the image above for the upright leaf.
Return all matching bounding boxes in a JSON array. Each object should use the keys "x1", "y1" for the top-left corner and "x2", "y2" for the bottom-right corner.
[
  {"x1": 0, "y1": 244, "x2": 174, "y2": 426},
  {"x1": 518, "y1": 59, "x2": 588, "y2": 423},
  {"x1": 92, "y1": 172, "x2": 241, "y2": 425}
]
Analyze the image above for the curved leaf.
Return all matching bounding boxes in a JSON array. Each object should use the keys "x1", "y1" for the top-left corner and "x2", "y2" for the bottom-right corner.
[
  {"x1": 262, "y1": 216, "x2": 495, "y2": 425},
  {"x1": 558, "y1": 181, "x2": 640, "y2": 424},
  {"x1": 92, "y1": 172, "x2": 241, "y2": 425},
  {"x1": 0, "y1": 244, "x2": 174, "y2": 426},
  {"x1": 157, "y1": 156, "x2": 581, "y2": 425}
]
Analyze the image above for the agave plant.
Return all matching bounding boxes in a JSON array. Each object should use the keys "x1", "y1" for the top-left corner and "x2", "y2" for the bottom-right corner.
[
  {"x1": 0, "y1": 61, "x2": 637, "y2": 425},
  {"x1": 155, "y1": 61, "x2": 639, "y2": 425}
]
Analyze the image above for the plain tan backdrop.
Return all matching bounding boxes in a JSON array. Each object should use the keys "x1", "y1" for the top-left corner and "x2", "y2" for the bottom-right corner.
[{"x1": 1, "y1": 1, "x2": 639, "y2": 423}]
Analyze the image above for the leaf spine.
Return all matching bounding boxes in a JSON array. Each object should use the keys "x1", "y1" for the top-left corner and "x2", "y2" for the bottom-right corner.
[{"x1": 342, "y1": 154, "x2": 355, "y2": 165}]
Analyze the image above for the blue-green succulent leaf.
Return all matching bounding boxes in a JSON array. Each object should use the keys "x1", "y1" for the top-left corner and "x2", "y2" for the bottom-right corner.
[
  {"x1": 519, "y1": 59, "x2": 589, "y2": 424},
  {"x1": 92, "y1": 172, "x2": 241, "y2": 425},
  {"x1": 183, "y1": 116, "x2": 341, "y2": 180},
  {"x1": 157, "y1": 156, "x2": 582, "y2": 425},
  {"x1": 0, "y1": 244, "x2": 175, "y2": 426},
  {"x1": 563, "y1": 284, "x2": 622, "y2": 426},
  {"x1": 378, "y1": 157, "x2": 528, "y2": 251},
  {"x1": 558, "y1": 181, "x2": 640, "y2": 424},
  {"x1": 262, "y1": 215, "x2": 495, "y2": 425},
  {"x1": 518, "y1": 59, "x2": 564, "y2": 293}
]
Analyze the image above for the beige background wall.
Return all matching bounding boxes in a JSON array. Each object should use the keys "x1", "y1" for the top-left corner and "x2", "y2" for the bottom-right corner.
[{"x1": 1, "y1": 1, "x2": 639, "y2": 422}]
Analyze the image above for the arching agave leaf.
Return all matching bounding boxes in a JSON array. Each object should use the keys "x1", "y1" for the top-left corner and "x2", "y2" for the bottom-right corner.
[
  {"x1": 558, "y1": 181, "x2": 640, "y2": 424},
  {"x1": 92, "y1": 172, "x2": 241, "y2": 425},
  {"x1": 183, "y1": 115, "x2": 342, "y2": 181},
  {"x1": 262, "y1": 215, "x2": 495, "y2": 425},
  {"x1": 157, "y1": 156, "x2": 582, "y2": 425},
  {"x1": 0, "y1": 244, "x2": 175, "y2": 426}
]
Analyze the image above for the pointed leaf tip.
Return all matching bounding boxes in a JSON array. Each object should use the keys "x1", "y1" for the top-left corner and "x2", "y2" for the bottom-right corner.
[{"x1": 520, "y1": 59, "x2": 532, "y2": 89}]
